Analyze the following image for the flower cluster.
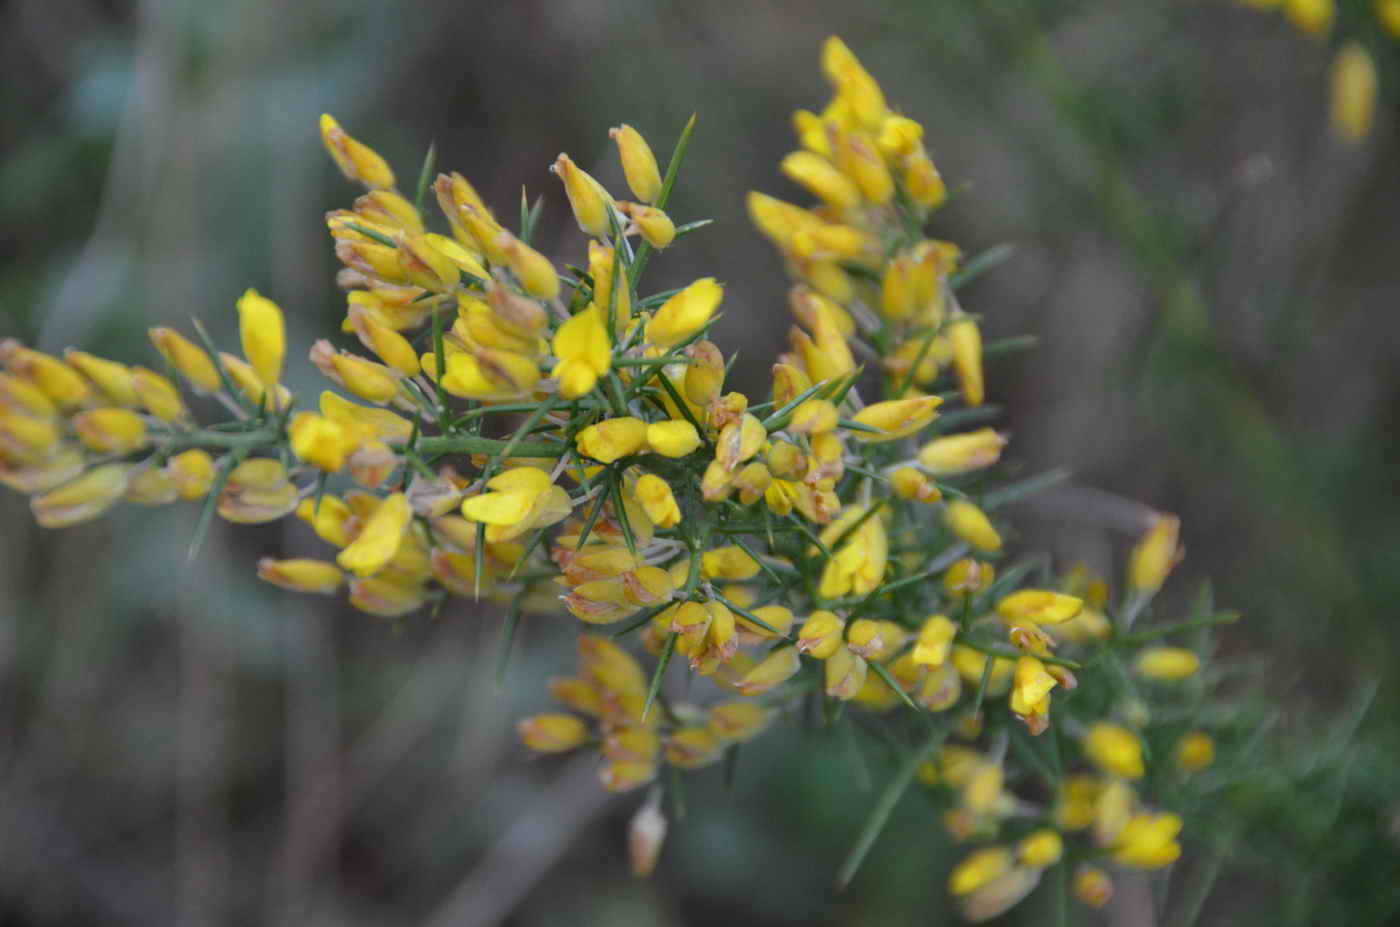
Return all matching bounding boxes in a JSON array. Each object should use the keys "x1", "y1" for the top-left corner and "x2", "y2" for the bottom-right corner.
[
  {"x1": 1239, "y1": 0, "x2": 1399, "y2": 141},
  {"x1": 0, "y1": 37, "x2": 1240, "y2": 920}
]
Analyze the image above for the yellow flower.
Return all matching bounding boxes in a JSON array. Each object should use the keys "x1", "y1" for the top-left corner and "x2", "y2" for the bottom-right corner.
[
  {"x1": 913, "y1": 615, "x2": 957, "y2": 667},
  {"x1": 552, "y1": 305, "x2": 611, "y2": 399},
  {"x1": 289, "y1": 412, "x2": 359, "y2": 472},
  {"x1": 460, "y1": 467, "x2": 571, "y2": 543},
  {"x1": 576, "y1": 416, "x2": 647, "y2": 463},
  {"x1": 817, "y1": 504, "x2": 888, "y2": 598},
  {"x1": 945, "y1": 499, "x2": 1001, "y2": 553},
  {"x1": 235, "y1": 288, "x2": 286, "y2": 395},
  {"x1": 1331, "y1": 43, "x2": 1377, "y2": 143},
  {"x1": 646, "y1": 278, "x2": 722, "y2": 347},
  {"x1": 1112, "y1": 813, "x2": 1182, "y2": 869},
  {"x1": 337, "y1": 492, "x2": 412, "y2": 577},
  {"x1": 997, "y1": 589, "x2": 1083, "y2": 625},
  {"x1": 610, "y1": 124, "x2": 663, "y2": 204},
  {"x1": 1083, "y1": 722, "x2": 1145, "y2": 780},
  {"x1": 1009, "y1": 655, "x2": 1056, "y2": 734},
  {"x1": 319, "y1": 113, "x2": 395, "y2": 189}
]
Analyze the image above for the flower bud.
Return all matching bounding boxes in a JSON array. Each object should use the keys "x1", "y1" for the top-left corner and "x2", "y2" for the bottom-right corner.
[
  {"x1": 610, "y1": 124, "x2": 663, "y2": 204},
  {"x1": 586, "y1": 240, "x2": 631, "y2": 333},
  {"x1": 577, "y1": 417, "x2": 647, "y2": 464},
  {"x1": 1084, "y1": 722, "x2": 1144, "y2": 780},
  {"x1": 1129, "y1": 513, "x2": 1182, "y2": 595},
  {"x1": 1175, "y1": 731, "x2": 1214, "y2": 773},
  {"x1": 890, "y1": 465, "x2": 940, "y2": 503},
  {"x1": 947, "y1": 314, "x2": 984, "y2": 407},
  {"x1": 781, "y1": 150, "x2": 860, "y2": 210},
  {"x1": 948, "y1": 847, "x2": 1013, "y2": 897},
  {"x1": 824, "y1": 644, "x2": 867, "y2": 699},
  {"x1": 627, "y1": 204, "x2": 675, "y2": 249},
  {"x1": 736, "y1": 644, "x2": 801, "y2": 695},
  {"x1": 904, "y1": 152, "x2": 947, "y2": 209},
  {"x1": 645, "y1": 420, "x2": 701, "y2": 458},
  {"x1": 257, "y1": 558, "x2": 344, "y2": 594},
  {"x1": 149, "y1": 327, "x2": 221, "y2": 393},
  {"x1": 31, "y1": 463, "x2": 132, "y2": 528},
  {"x1": 634, "y1": 474, "x2": 681, "y2": 529},
  {"x1": 168, "y1": 450, "x2": 215, "y2": 500},
  {"x1": 131, "y1": 366, "x2": 185, "y2": 421},
  {"x1": 1135, "y1": 646, "x2": 1200, "y2": 681},
  {"x1": 498, "y1": 231, "x2": 560, "y2": 301},
  {"x1": 236, "y1": 288, "x2": 286, "y2": 394},
  {"x1": 518, "y1": 713, "x2": 588, "y2": 753},
  {"x1": 552, "y1": 152, "x2": 613, "y2": 238},
  {"x1": 918, "y1": 428, "x2": 1007, "y2": 476},
  {"x1": 682, "y1": 340, "x2": 724, "y2": 406},
  {"x1": 1017, "y1": 829, "x2": 1063, "y2": 869},
  {"x1": 732, "y1": 462, "x2": 772, "y2": 505},
  {"x1": 64, "y1": 350, "x2": 137, "y2": 405},
  {"x1": 945, "y1": 499, "x2": 1001, "y2": 553},
  {"x1": 1073, "y1": 866, "x2": 1113, "y2": 908},
  {"x1": 73, "y1": 408, "x2": 147, "y2": 454},
  {"x1": 796, "y1": 609, "x2": 845, "y2": 659},
  {"x1": 1, "y1": 342, "x2": 91, "y2": 407},
  {"x1": 319, "y1": 113, "x2": 395, "y2": 189}
]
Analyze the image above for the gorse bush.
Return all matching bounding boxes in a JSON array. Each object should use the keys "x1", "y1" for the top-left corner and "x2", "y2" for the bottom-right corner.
[{"x1": 0, "y1": 36, "x2": 1250, "y2": 922}]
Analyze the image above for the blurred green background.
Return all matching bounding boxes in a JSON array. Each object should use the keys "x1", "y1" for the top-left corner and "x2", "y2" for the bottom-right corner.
[{"x1": 3, "y1": 0, "x2": 1399, "y2": 924}]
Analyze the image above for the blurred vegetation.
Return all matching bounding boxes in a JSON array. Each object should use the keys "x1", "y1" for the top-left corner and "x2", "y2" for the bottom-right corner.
[{"x1": 2, "y1": 0, "x2": 1398, "y2": 924}]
